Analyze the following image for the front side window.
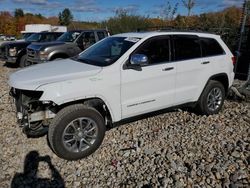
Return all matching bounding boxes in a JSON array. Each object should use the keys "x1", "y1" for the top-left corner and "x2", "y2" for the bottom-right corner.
[
  {"x1": 200, "y1": 37, "x2": 225, "y2": 57},
  {"x1": 75, "y1": 37, "x2": 140, "y2": 66},
  {"x1": 174, "y1": 35, "x2": 201, "y2": 61},
  {"x1": 133, "y1": 36, "x2": 170, "y2": 65}
]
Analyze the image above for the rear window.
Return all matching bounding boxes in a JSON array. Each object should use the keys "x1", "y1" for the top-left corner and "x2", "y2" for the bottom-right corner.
[
  {"x1": 174, "y1": 35, "x2": 201, "y2": 61},
  {"x1": 200, "y1": 37, "x2": 225, "y2": 57}
]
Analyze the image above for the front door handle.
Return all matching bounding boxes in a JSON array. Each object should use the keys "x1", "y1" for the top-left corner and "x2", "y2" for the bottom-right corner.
[
  {"x1": 202, "y1": 61, "x2": 210, "y2": 64},
  {"x1": 162, "y1": 67, "x2": 174, "y2": 71}
]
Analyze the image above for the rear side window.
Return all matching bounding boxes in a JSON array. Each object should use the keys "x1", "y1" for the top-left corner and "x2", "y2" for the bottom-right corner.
[
  {"x1": 97, "y1": 32, "x2": 105, "y2": 40},
  {"x1": 173, "y1": 35, "x2": 201, "y2": 61},
  {"x1": 200, "y1": 37, "x2": 225, "y2": 57},
  {"x1": 83, "y1": 32, "x2": 96, "y2": 45}
]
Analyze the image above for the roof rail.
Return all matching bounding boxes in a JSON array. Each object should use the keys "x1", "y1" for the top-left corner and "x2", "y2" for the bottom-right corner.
[{"x1": 136, "y1": 26, "x2": 233, "y2": 35}]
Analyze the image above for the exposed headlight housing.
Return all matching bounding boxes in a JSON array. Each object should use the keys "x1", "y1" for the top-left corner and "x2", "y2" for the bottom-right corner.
[
  {"x1": 39, "y1": 51, "x2": 48, "y2": 61},
  {"x1": 9, "y1": 47, "x2": 17, "y2": 56}
]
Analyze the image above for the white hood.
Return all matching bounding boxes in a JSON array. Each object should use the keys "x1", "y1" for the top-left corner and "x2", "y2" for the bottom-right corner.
[{"x1": 8, "y1": 59, "x2": 102, "y2": 90}]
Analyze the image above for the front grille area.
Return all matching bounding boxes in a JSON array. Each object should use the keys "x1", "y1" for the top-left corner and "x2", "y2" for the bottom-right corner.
[
  {"x1": 27, "y1": 48, "x2": 37, "y2": 59},
  {"x1": 10, "y1": 88, "x2": 44, "y2": 115},
  {"x1": 27, "y1": 48, "x2": 40, "y2": 64}
]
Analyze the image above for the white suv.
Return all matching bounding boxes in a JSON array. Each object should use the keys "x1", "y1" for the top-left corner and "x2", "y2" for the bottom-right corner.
[{"x1": 8, "y1": 31, "x2": 235, "y2": 160}]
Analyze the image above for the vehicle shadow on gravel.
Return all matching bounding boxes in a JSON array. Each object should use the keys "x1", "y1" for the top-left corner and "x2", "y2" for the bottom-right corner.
[{"x1": 11, "y1": 151, "x2": 65, "y2": 188}]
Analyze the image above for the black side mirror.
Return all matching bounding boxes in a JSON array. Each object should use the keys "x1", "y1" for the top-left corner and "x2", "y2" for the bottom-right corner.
[
  {"x1": 126, "y1": 63, "x2": 142, "y2": 71},
  {"x1": 124, "y1": 54, "x2": 149, "y2": 71}
]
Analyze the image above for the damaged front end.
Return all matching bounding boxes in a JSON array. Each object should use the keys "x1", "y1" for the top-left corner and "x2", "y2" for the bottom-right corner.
[{"x1": 10, "y1": 88, "x2": 56, "y2": 137}]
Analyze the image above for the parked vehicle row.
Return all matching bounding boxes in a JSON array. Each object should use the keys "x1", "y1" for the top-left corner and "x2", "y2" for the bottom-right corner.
[
  {"x1": 0, "y1": 29, "x2": 109, "y2": 67},
  {"x1": 0, "y1": 34, "x2": 16, "y2": 41},
  {"x1": 0, "y1": 32, "x2": 63, "y2": 67},
  {"x1": 8, "y1": 31, "x2": 235, "y2": 160},
  {"x1": 26, "y1": 29, "x2": 108, "y2": 66}
]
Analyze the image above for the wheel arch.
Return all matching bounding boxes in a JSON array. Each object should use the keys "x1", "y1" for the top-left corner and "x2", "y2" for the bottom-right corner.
[
  {"x1": 16, "y1": 49, "x2": 27, "y2": 64},
  {"x1": 209, "y1": 73, "x2": 229, "y2": 94},
  {"x1": 49, "y1": 52, "x2": 69, "y2": 61},
  {"x1": 55, "y1": 97, "x2": 114, "y2": 127}
]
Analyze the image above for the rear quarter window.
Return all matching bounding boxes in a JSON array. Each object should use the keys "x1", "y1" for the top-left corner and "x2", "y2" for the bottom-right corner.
[{"x1": 200, "y1": 37, "x2": 225, "y2": 57}]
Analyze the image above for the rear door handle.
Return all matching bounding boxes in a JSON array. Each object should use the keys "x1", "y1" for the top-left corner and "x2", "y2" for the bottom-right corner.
[
  {"x1": 202, "y1": 61, "x2": 210, "y2": 64},
  {"x1": 162, "y1": 67, "x2": 174, "y2": 71}
]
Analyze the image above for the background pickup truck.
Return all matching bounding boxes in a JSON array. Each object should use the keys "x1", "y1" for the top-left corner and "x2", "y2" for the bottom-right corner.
[
  {"x1": 0, "y1": 32, "x2": 63, "y2": 67},
  {"x1": 26, "y1": 29, "x2": 109, "y2": 66}
]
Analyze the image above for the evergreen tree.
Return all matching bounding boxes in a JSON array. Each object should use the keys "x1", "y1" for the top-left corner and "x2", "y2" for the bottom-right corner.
[
  {"x1": 14, "y1": 8, "x2": 24, "y2": 18},
  {"x1": 58, "y1": 8, "x2": 73, "y2": 26}
]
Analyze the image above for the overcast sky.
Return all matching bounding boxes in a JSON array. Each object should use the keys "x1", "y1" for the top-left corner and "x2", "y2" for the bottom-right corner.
[{"x1": 0, "y1": 0, "x2": 243, "y2": 22}]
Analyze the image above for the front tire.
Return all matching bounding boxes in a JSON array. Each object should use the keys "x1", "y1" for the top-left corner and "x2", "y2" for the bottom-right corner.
[
  {"x1": 196, "y1": 80, "x2": 225, "y2": 115},
  {"x1": 48, "y1": 104, "x2": 106, "y2": 160},
  {"x1": 19, "y1": 54, "x2": 30, "y2": 67}
]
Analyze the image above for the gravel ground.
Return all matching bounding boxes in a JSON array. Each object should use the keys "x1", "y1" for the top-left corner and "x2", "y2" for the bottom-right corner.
[{"x1": 0, "y1": 61, "x2": 249, "y2": 188}]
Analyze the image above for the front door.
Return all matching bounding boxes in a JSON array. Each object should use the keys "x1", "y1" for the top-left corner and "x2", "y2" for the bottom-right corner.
[{"x1": 121, "y1": 36, "x2": 176, "y2": 119}]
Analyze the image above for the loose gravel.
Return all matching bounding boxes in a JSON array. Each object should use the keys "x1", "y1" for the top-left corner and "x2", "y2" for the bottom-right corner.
[{"x1": 0, "y1": 61, "x2": 249, "y2": 188}]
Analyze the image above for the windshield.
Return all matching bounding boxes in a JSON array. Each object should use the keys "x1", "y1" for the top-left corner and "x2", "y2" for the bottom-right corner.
[
  {"x1": 26, "y1": 33, "x2": 42, "y2": 42},
  {"x1": 22, "y1": 33, "x2": 33, "y2": 40},
  {"x1": 57, "y1": 31, "x2": 81, "y2": 42},
  {"x1": 75, "y1": 37, "x2": 140, "y2": 66}
]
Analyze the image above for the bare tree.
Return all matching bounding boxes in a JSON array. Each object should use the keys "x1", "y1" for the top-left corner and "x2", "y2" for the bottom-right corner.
[
  {"x1": 161, "y1": 1, "x2": 179, "y2": 20},
  {"x1": 181, "y1": 0, "x2": 195, "y2": 16}
]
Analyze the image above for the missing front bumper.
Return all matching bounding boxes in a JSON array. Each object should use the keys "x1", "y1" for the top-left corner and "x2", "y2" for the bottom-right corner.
[{"x1": 10, "y1": 88, "x2": 55, "y2": 128}]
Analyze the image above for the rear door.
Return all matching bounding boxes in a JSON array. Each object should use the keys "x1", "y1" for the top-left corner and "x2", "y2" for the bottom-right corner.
[
  {"x1": 173, "y1": 35, "x2": 214, "y2": 104},
  {"x1": 200, "y1": 37, "x2": 227, "y2": 74}
]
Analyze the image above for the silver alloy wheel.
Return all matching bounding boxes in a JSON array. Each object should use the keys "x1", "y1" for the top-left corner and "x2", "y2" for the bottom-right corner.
[
  {"x1": 207, "y1": 87, "x2": 223, "y2": 112},
  {"x1": 62, "y1": 117, "x2": 98, "y2": 153}
]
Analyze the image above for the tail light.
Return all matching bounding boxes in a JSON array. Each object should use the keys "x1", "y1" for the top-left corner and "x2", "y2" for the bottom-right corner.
[{"x1": 232, "y1": 56, "x2": 236, "y2": 65}]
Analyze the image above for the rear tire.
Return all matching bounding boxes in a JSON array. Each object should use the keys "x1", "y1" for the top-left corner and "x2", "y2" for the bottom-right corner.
[
  {"x1": 195, "y1": 80, "x2": 225, "y2": 115},
  {"x1": 48, "y1": 104, "x2": 106, "y2": 160}
]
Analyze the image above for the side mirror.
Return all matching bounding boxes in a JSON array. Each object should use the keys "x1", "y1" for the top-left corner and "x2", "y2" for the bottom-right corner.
[
  {"x1": 130, "y1": 54, "x2": 149, "y2": 66},
  {"x1": 124, "y1": 54, "x2": 149, "y2": 71}
]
